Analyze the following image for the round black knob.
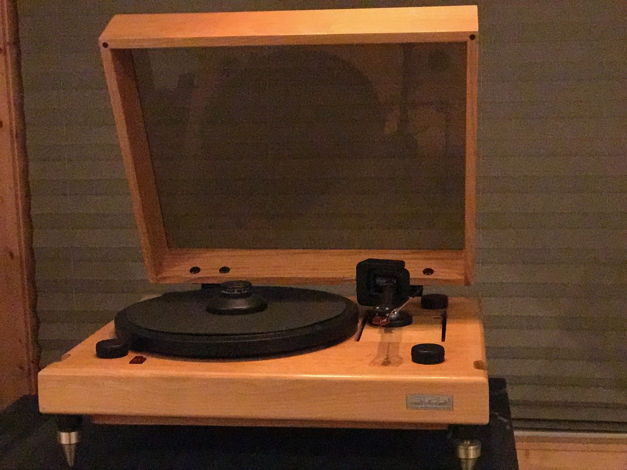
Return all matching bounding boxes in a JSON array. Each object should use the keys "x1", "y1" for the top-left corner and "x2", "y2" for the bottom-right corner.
[
  {"x1": 220, "y1": 280, "x2": 252, "y2": 297},
  {"x1": 411, "y1": 343, "x2": 445, "y2": 364},
  {"x1": 96, "y1": 338, "x2": 129, "y2": 359},
  {"x1": 421, "y1": 293, "x2": 448, "y2": 309}
]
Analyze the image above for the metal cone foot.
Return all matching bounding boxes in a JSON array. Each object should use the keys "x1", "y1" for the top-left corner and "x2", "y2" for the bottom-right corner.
[
  {"x1": 58, "y1": 430, "x2": 80, "y2": 468},
  {"x1": 62, "y1": 443, "x2": 77, "y2": 467},
  {"x1": 456, "y1": 439, "x2": 481, "y2": 470},
  {"x1": 459, "y1": 458, "x2": 478, "y2": 470}
]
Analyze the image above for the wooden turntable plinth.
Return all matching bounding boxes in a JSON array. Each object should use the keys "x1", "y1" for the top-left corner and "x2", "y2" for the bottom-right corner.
[
  {"x1": 38, "y1": 7, "x2": 485, "y2": 466},
  {"x1": 38, "y1": 297, "x2": 488, "y2": 427}
]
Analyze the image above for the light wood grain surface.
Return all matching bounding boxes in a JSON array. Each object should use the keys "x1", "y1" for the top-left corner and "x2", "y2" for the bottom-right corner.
[
  {"x1": 99, "y1": 7, "x2": 478, "y2": 48},
  {"x1": 159, "y1": 249, "x2": 467, "y2": 285},
  {"x1": 100, "y1": 48, "x2": 167, "y2": 280},
  {"x1": 39, "y1": 297, "x2": 488, "y2": 426}
]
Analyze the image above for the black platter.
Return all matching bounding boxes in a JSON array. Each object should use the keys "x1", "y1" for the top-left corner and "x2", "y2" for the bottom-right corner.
[{"x1": 114, "y1": 282, "x2": 358, "y2": 359}]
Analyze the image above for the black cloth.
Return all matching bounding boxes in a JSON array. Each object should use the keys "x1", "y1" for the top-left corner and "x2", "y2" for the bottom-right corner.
[{"x1": 0, "y1": 378, "x2": 517, "y2": 469}]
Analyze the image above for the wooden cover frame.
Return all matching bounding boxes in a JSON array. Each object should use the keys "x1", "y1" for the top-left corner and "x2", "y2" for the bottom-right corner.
[{"x1": 99, "y1": 6, "x2": 478, "y2": 286}]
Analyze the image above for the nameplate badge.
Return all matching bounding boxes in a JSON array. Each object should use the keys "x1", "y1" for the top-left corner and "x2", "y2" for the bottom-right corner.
[{"x1": 406, "y1": 394, "x2": 453, "y2": 410}]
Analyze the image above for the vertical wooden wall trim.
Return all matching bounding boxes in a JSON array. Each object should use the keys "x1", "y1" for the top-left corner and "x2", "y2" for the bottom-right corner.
[{"x1": 0, "y1": 0, "x2": 38, "y2": 409}]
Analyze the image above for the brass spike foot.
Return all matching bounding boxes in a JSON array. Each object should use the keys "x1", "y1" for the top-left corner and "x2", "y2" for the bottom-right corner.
[{"x1": 456, "y1": 439, "x2": 481, "y2": 470}]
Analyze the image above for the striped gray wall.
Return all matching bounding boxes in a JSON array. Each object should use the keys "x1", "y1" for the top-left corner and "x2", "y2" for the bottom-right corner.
[{"x1": 19, "y1": 0, "x2": 626, "y2": 430}]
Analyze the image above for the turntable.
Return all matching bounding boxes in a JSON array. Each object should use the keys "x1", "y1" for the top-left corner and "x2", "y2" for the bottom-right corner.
[{"x1": 38, "y1": 6, "x2": 486, "y2": 469}]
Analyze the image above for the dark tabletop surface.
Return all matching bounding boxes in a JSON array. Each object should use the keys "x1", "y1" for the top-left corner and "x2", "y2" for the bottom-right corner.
[{"x1": 1, "y1": 378, "x2": 518, "y2": 470}]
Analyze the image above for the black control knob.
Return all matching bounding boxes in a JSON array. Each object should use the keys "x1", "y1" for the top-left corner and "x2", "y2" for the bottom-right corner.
[
  {"x1": 411, "y1": 343, "x2": 445, "y2": 364},
  {"x1": 96, "y1": 338, "x2": 129, "y2": 359},
  {"x1": 421, "y1": 293, "x2": 448, "y2": 309}
]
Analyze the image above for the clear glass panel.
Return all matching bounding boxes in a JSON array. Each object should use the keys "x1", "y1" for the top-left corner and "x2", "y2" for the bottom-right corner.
[{"x1": 134, "y1": 43, "x2": 466, "y2": 249}]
